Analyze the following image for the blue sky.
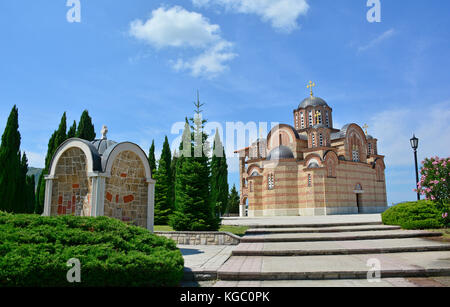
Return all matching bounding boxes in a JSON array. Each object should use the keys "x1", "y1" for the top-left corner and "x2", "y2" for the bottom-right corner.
[{"x1": 0, "y1": 0, "x2": 449, "y2": 205}]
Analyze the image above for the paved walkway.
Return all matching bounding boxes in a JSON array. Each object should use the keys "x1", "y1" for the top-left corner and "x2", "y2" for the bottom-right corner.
[{"x1": 215, "y1": 214, "x2": 450, "y2": 287}]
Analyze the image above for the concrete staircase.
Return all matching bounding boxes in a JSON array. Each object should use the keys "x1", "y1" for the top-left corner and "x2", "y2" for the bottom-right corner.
[{"x1": 215, "y1": 221, "x2": 450, "y2": 286}]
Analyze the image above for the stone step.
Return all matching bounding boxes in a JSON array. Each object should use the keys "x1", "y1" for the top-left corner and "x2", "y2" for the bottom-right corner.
[
  {"x1": 213, "y1": 277, "x2": 450, "y2": 287},
  {"x1": 232, "y1": 238, "x2": 450, "y2": 256},
  {"x1": 217, "y1": 251, "x2": 450, "y2": 281},
  {"x1": 246, "y1": 221, "x2": 383, "y2": 229},
  {"x1": 245, "y1": 225, "x2": 401, "y2": 234},
  {"x1": 240, "y1": 230, "x2": 442, "y2": 243}
]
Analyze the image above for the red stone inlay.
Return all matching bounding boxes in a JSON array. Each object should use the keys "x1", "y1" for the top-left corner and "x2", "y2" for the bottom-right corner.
[
  {"x1": 106, "y1": 192, "x2": 113, "y2": 202},
  {"x1": 58, "y1": 196, "x2": 63, "y2": 205},
  {"x1": 72, "y1": 184, "x2": 80, "y2": 189},
  {"x1": 123, "y1": 195, "x2": 134, "y2": 203},
  {"x1": 57, "y1": 205, "x2": 63, "y2": 215},
  {"x1": 120, "y1": 173, "x2": 127, "y2": 178},
  {"x1": 116, "y1": 195, "x2": 119, "y2": 203}
]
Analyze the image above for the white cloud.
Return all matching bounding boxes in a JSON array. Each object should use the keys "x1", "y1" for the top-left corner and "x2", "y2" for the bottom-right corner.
[
  {"x1": 358, "y1": 28, "x2": 396, "y2": 52},
  {"x1": 193, "y1": 0, "x2": 310, "y2": 32},
  {"x1": 129, "y1": 6, "x2": 236, "y2": 78},
  {"x1": 173, "y1": 40, "x2": 237, "y2": 78},
  {"x1": 369, "y1": 101, "x2": 450, "y2": 167}
]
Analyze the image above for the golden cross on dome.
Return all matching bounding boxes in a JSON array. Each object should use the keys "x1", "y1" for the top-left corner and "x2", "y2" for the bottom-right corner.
[
  {"x1": 307, "y1": 81, "x2": 316, "y2": 97},
  {"x1": 362, "y1": 124, "x2": 369, "y2": 135}
]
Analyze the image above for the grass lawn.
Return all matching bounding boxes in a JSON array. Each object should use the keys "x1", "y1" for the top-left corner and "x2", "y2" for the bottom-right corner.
[
  {"x1": 154, "y1": 225, "x2": 249, "y2": 237},
  {"x1": 428, "y1": 228, "x2": 450, "y2": 242}
]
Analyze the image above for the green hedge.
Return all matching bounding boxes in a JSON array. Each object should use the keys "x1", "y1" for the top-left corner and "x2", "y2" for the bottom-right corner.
[
  {"x1": 0, "y1": 212, "x2": 184, "y2": 287},
  {"x1": 382, "y1": 200, "x2": 449, "y2": 230}
]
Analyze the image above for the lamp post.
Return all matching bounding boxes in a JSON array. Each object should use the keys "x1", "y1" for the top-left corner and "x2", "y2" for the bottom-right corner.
[{"x1": 410, "y1": 135, "x2": 420, "y2": 201}]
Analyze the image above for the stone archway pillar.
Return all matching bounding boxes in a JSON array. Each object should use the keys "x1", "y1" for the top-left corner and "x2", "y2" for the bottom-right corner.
[
  {"x1": 239, "y1": 204, "x2": 246, "y2": 217},
  {"x1": 146, "y1": 178, "x2": 156, "y2": 233},
  {"x1": 43, "y1": 175, "x2": 56, "y2": 216},
  {"x1": 90, "y1": 172, "x2": 107, "y2": 217}
]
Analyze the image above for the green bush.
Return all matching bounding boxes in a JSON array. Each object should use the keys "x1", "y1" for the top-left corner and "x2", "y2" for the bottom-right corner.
[
  {"x1": 0, "y1": 212, "x2": 184, "y2": 287},
  {"x1": 382, "y1": 200, "x2": 449, "y2": 230}
]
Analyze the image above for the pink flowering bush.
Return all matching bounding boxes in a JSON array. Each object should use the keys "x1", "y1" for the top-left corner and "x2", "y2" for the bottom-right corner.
[{"x1": 415, "y1": 156, "x2": 450, "y2": 227}]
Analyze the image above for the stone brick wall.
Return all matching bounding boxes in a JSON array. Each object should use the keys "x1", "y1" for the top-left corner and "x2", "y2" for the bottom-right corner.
[
  {"x1": 104, "y1": 150, "x2": 148, "y2": 228},
  {"x1": 156, "y1": 232, "x2": 241, "y2": 246},
  {"x1": 51, "y1": 147, "x2": 92, "y2": 216}
]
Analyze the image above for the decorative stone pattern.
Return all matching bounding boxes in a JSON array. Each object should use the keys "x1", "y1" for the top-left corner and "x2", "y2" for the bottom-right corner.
[
  {"x1": 104, "y1": 150, "x2": 148, "y2": 228},
  {"x1": 51, "y1": 147, "x2": 92, "y2": 216},
  {"x1": 156, "y1": 232, "x2": 241, "y2": 246}
]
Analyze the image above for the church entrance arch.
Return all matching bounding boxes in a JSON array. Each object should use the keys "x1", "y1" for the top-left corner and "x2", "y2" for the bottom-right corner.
[{"x1": 354, "y1": 184, "x2": 364, "y2": 213}]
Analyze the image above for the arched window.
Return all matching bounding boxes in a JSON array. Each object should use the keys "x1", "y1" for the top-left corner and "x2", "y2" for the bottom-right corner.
[
  {"x1": 307, "y1": 174, "x2": 312, "y2": 187},
  {"x1": 295, "y1": 113, "x2": 298, "y2": 129},
  {"x1": 300, "y1": 112, "x2": 305, "y2": 129},
  {"x1": 312, "y1": 134, "x2": 316, "y2": 147},
  {"x1": 317, "y1": 111, "x2": 322, "y2": 124},
  {"x1": 368, "y1": 143, "x2": 372, "y2": 155},
  {"x1": 352, "y1": 145, "x2": 360, "y2": 162},
  {"x1": 268, "y1": 173, "x2": 275, "y2": 190},
  {"x1": 326, "y1": 111, "x2": 329, "y2": 127},
  {"x1": 319, "y1": 133, "x2": 323, "y2": 147},
  {"x1": 308, "y1": 111, "x2": 313, "y2": 127}
]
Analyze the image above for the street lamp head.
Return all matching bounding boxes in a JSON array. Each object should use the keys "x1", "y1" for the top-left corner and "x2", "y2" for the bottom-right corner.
[{"x1": 410, "y1": 134, "x2": 419, "y2": 150}]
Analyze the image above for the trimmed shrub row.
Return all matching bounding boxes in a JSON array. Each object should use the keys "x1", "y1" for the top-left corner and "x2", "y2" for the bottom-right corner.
[
  {"x1": 382, "y1": 200, "x2": 449, "y2": 230},
  {"x1": 0, "y1": 212, "x2": 184, "y2": 287}
]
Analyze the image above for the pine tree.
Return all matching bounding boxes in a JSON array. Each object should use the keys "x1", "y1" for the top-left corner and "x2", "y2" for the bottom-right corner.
[
  {"x1": 67, "y1": 120, "x2": 77, "y2": 138},
  {"x1": 0, "y1": 106, "x2": 22, "y2": 212},
  {"x1": 154, "y1": 136, "x2": 173, "y2": 225},
  {"x1": 227, "y1": 184, "x2": 240, "y2": 215},
  {"x1": 210, "y1": 130, "x2": 229, "y2": 216},
  {"x1": 170, "y1": 95, "x2": 219, "y2": 231},
  {"x1": 76, "y1": 110, "x2": 96, "y2": 141},
  {"x1": 148, "y1": 140, "x2": 157, "y2": 179},
  {"x1": 35, "y1": 113, "x2": 68, "y2": 214}
]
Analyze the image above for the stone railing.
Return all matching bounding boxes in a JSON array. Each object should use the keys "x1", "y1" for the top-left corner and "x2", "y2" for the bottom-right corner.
[{"x1": 155, "y1": 231, "x2": 241, "y2": 246}]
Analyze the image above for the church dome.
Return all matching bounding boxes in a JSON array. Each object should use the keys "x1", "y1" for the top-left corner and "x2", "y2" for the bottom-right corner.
[
  {"x1": 267, "y1": 146, "x2": 294, "y2": 160},
  {"x1": 299, "y1": 96, "x2": 328, "y2": 109}
]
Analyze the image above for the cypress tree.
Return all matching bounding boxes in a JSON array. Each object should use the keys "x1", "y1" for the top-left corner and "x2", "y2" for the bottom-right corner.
[
  {"x1": 16, "y1": 152, "x2": 29, "y2": 213},
  {"x1": 227, "y1": 184, "x2": 240, "y2": 215},
  {"x1": 154, "y1": 136, "x2": 173, "y2": 225},
  {"x1": 148, "y1": 140, "x2": 157, "y2": 179},
  {"x1": 26, "y1": 174, "x2": 36, "y2": 213},
  {"x1": 210, "y1": 130, "x2": 229, "y2": 216},
  {"x1": 0, "y1": 106, "x2": 22, "y2": 213},
  {"x1": 35, "y1": 113, "x2": 67, "y2": 214},
  {"x1": 67, "y1": 120, "x2": 77, "y2": 138},
  {"x1": 76, "y1": 110, "x2": 96, "y2": 141}
]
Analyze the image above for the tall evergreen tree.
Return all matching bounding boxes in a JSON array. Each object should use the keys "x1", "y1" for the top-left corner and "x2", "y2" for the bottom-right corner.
[
  {"x1": 16, "y1": 152, "x2": 29, "y2": 213},
  {"x1": 67, "y1": 120, "x2": 77, "y2": 138},
  {"x1": 170, "y1": 95, "x2": 219, "y2": 231},
  {"x1": 76, "y1": 110, "x2": 96, "y2": 141},
  {"x1": 35, "y1": 113, "x2": 68, "y2": 214},
  {"x1": 154, "y1": 136, "x2": 173, "y2": 225},
  {"x1": 148, "y1": 140, "x2": 157, "y2": 179},
  {"x1": 0, "y1": 106, "x2": 22, "y2": 213},
  {"x1": 26, "y1": 174, "x2": 36, "y2": 213},
  {"x1": 210, "y1": 130, "x2": 229, "y2": 216},
  {"x1": 227, "y1": 184, "x2": 240, "y2": 215}
]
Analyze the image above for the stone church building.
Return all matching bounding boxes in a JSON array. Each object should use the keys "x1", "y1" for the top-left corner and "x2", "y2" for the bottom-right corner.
[
  {"x1": 43, "y1": 126, "x2": 155, "y2": 231},
  {"x1": 236, "y1": 83, "x2": 387, "y2": 217}
]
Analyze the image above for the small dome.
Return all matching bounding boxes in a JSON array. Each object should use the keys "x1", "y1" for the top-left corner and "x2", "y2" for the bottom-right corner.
[
  {"x1": 312, "y1": 123, "x2": 328, "y2": 129},
  {"x1": 91, "y1": 139, "x2": 117, "y2": 155},
  {"x1": 267, "y1": 146, "x2": 294, "y2": 160},
  {"x1": 299, "y1": 96, "x2": 328, "y2": 109},
  {"x1": 367, "y1": 135, "x2": 374, "y2": 140}
]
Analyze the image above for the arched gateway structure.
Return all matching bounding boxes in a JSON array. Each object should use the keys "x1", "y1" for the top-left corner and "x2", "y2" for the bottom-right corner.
[
  {"x1": 235, "y1": 83, "x2": 387, "y2": 217},
  {"x1": 43, "y1": 126, "x2": 155, "y2": 231}
]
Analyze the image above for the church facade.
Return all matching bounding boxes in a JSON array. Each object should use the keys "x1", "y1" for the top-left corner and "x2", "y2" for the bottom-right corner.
[{"x1": 236, "y1": 83, "x2": 387, "y2": 217}]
